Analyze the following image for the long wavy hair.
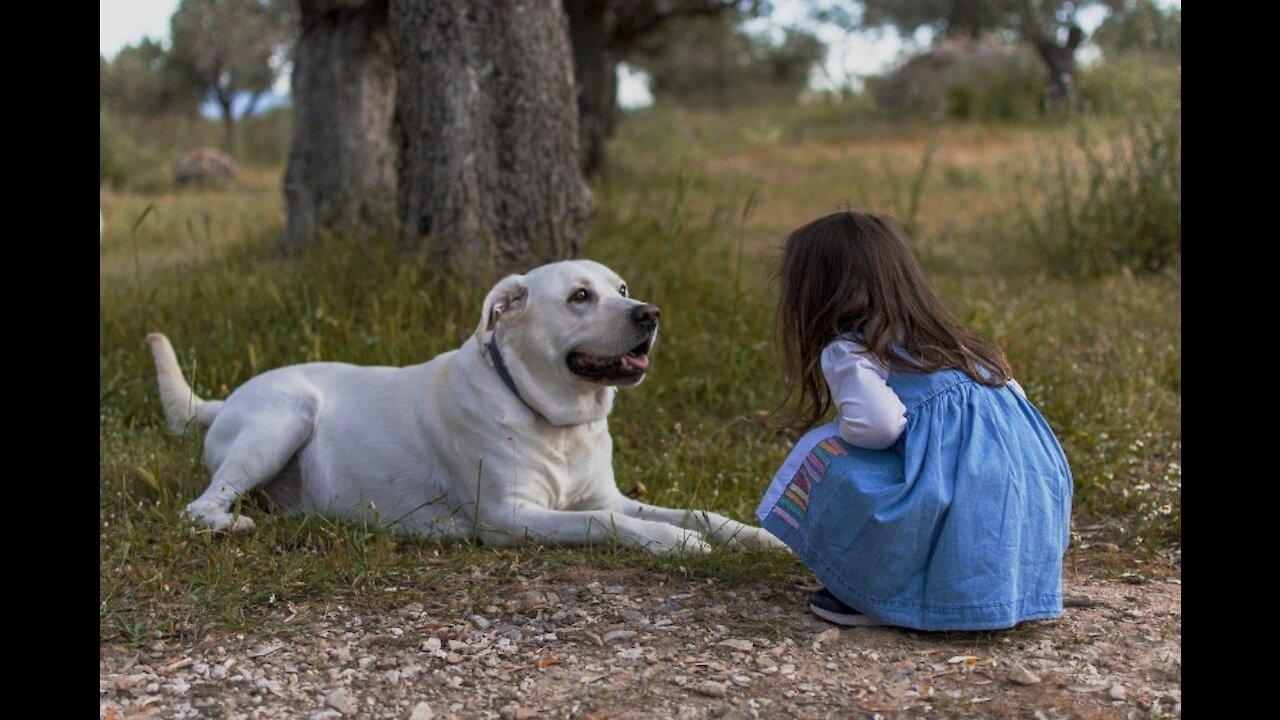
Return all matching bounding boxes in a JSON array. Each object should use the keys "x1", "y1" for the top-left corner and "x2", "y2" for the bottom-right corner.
[{"x1": 771, "y1": 210, "x2": 1013, "y2": 431}]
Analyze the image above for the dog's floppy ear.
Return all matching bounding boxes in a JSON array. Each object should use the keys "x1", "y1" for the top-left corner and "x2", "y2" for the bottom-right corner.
[{"x1": 474, "y1": 274, "x2": 529, "y2": 346}]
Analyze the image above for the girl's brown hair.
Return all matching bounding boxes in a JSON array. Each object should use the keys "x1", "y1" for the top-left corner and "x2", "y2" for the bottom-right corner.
[{"x1": 771, "y1": 210, "x2": 1013, "y2": 431}]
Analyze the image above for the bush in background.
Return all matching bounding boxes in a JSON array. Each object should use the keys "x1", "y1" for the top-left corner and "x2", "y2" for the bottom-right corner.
[{"x1": 1016, "y1": 101, "x2": 1181, "y2": 277}]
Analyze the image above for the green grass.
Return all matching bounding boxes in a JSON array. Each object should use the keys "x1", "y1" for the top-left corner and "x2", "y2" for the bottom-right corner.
[{"x1": 100, "y1": 105, "x2": 1180, "y2": 646}]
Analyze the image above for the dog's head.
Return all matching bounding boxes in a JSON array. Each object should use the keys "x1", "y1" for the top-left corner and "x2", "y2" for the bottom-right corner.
[{"x1": 473, "y1": 260, "x2": 660, "y2": 425}]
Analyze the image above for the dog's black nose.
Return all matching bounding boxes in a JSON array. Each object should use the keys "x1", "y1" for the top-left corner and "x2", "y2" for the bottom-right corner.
[{"x1": 631, "y1": 303, "x2": 661, "y2": 328}]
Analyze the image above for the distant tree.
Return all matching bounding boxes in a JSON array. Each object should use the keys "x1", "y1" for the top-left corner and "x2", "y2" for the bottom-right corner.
[
  {"x1": 823, "y1": 0, "x2": 1125, "y2": 107},
  {"x1": 630, "y1": 11, "x2": 825, "y2": 107},
  {"x1": 564, "y1": 1, "x2": 762, "y2": 177},
  {"x1": 169, "y1": 0, "x2": 297, "y2": 155},
  {"x1": 388, "y1": 0, "x2": 593, "y2": 270},
  {"x1": 1091, "y1": 0, "x2": 1179, "y2": 59},
  {"x1": 99, "y1": 38, "x2": 202, "y2": 116},
  {"x1": 282, "y1": 0, "x2": 396, "y2": 250}
]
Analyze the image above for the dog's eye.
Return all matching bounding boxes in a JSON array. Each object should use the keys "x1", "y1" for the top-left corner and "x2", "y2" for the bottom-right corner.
[
  {"x1": 569, "y1": 288, "x2": 592, "y2": 303},
  {"x1": 619, "y1": 283, "x2": 628, "y2": 297}
]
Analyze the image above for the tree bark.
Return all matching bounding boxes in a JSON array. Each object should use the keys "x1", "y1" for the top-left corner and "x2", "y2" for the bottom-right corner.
[
  {"x1": 282, "y1": 0, "x2": 397, "y2": 251},
  {"x1": 390, "y1": 0, "x2": 593, "y2": 271},
  {"x1": 566, "y1": 0, "x2": 616, "y2": 177}
]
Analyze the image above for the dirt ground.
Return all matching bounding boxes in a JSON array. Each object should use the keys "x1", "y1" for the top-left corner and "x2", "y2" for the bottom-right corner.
[{"x1": 99, "y1": 550, "x2": 1181, "y2": 720}]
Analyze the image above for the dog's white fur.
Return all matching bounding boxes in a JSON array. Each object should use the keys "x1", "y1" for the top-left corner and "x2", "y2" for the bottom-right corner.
[{"x1": 149, "y1": 260, "x2": 783, "y2": 554}]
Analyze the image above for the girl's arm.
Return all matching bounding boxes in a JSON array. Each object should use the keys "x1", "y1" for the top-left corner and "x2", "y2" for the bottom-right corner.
[{"x1": 821, "y1": 340, "x2": 907, "y2": 450}]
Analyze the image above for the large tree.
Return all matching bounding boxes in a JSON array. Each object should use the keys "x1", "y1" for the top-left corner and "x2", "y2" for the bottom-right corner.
[
  {"x1": 100, "y1": 39, "x2": 204, "y2": 116},
  {"x1": 282, "y1": 0, "x2": 396, "y2": 250},
  {"x1": 389, "y1": 0, "x2": 593, "y2": 271},
  {"x1": 630, "y1": 10, "x2": 825, "y2": 107},
  {"x1": 170, "y1": 0, "x2": 296, "y2": 154},
  {"x1": 835, "y1": 0, "x2": 1124, "y2": 106},
  {"x1": 564, "y1": 1, "x2": 759, "y2": 177}
]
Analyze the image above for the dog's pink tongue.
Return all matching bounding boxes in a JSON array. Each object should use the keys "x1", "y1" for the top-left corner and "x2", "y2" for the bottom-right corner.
[{"x1": 621, "y1": 353, "x2": 650, "y2": 371}]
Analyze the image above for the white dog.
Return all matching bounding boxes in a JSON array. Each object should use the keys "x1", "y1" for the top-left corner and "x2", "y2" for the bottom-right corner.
[{"x1": 149, "y1": 260, "x2": 783, "y2": 554}]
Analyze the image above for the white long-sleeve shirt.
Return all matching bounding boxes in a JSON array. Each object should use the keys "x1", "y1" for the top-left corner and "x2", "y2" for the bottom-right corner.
[
  {"x1": 821, "y1": 339, "x2": 908, "y2": 450},
  {"x1": 821, "y1": 339, "x2": 1026, "y2": 450}
]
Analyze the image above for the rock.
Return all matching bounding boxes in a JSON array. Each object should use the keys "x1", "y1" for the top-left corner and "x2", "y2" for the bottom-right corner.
[
  {"x1": 408, "y1": 701, "x2": 435, "y2": 720},
  {"x1": 445, "y1": 653, "x2": 464, "y2": 664},
  {"x1": 325, "y1": 688, "x2": 356, "y2": 715},
  {"x1": 500, "y1": 706, "x2": 539, "y2": 720},
  {"x1": 814, "y1": 628, "x2": 840, "y2": 645},
  {"x1": 174, "y1": 147, "x2": 236, "y2": 187},
  {"x1": 1109, "y1": 684, "x2": 1127, "y2": 701},
  {"x1": 1008, "y1": 665, "x2": 1042, "y2": 686},
  {"x1": 471, "y1": 615, "x2": 491, "y2": 631},
  {"x1": 603, "y1": 630, "x2": 636, "y2": 643},
  {"x1": 309, "y1": 711, "x2": 343, "y2": 720},
  {"x1": 513, "y1": 591, "x2": 548, "y2": 609},
  {"x1": 717, "y1": 639, "x2": 754, "y2": 652},
  {"x1": 696, "y1": 681, "x2": 729, "y2": 698}
]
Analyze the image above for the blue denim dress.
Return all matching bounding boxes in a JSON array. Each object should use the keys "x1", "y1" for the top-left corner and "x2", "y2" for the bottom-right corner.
[{"x1": 757, "y1": 367, "x2": 1073, "y2": 631}]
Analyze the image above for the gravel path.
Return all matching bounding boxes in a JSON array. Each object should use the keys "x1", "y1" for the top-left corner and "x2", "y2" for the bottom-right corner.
[{"x1": 100, "y1": 553, "x2": 1180, "y2": 719}]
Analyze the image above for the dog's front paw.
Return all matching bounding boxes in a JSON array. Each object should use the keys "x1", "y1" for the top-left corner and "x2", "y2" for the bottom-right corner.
[
  {"x1": 184, "y1": 503, "x2": 257, "y2": 535},
  {"x1": 732, "y1": 527, "x2": 789, "y2": 551},
  {"x1": 647, "y1": 528, "x2": 712, "y2": 555}
]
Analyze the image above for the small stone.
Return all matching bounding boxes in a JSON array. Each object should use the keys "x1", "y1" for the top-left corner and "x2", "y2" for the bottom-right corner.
[
  {"x1": 696, "y1": 681, "x2": 729, "y2": 698},
  {"x1": 1008, "y1": 665, "x2": 1041, "y2": 686},
  {"x1": 423, "y1": 637, "x2": 442, "y2": 652},
  {"x1": 325, "y1": 688, "x2": 356, "y2": 715},
  {"x1": 1109, "y1": 684, "x2": 1127, "y2": 701},
  {"x1": 309, "y1": 711, "x2": 343, "y2": 720},
  {"x1": 513, "y1": 591, "x2": 548, "y2": 609},
  {"x1": 446, "y1": 653, "x2": 464, "y2": 664},
  {"x1": 814, "y1": 628, "x2": 840, "y2": 645},
  {"x1": 780, "y1": 664, "x2": 796, "y2": 675},
  {"x1": 408, "y1": 702, "x2": 435, "y2": 720},
  {"x1": 603, "y1": 630, "x2": 636, "y2": 643},
  {"x1": 471, "y1": 615, "x2": 491, "y2": 631},
  {"x1": 717, "y1": 639, "x2": 754, "y2": 652}
]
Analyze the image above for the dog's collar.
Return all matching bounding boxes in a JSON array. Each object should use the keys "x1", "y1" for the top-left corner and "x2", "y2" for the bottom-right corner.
[{"x1": 486, "y1": 331, "x2": 541, "y2": 418}]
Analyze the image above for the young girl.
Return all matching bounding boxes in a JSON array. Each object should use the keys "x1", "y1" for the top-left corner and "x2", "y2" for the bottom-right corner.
[{"x1": 756, "y1": 211, "x2": 1072, "y2": 631}]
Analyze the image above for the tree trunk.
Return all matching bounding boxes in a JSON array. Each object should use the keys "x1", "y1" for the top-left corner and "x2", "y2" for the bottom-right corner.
[
  {"x1": 1033, "y1": 37, "x2": 1079, "y2": 107},
  {"x1": 282, "y1": 0, "x2": 397, "y2": 251},
  {"x1": 1019, "y1": 2, "x2": 1084, "y2": 112},
  {"x1": 389, "y1": 0, "x2": 593, "y2": 272},
  {"x1": 566, "y1": 0, "x2": 616, "y2": 177},
  {"x1": 218, "y1": 93, "x2": 236, "y2": 157}
]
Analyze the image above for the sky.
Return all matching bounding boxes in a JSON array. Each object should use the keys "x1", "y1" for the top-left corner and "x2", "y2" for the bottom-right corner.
[{"x1": 101, "y1": 0, "x2": 1179, "y2": 110}]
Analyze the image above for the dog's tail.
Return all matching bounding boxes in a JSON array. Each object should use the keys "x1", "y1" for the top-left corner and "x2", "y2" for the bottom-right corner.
[{"x1": 147, "y1": 332, "x2": 224, "y2": 435}]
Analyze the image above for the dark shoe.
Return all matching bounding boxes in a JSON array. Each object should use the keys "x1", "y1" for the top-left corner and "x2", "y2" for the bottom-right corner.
[{"x1": 809, "y1": 587, "x2": 883, "y2": 627}]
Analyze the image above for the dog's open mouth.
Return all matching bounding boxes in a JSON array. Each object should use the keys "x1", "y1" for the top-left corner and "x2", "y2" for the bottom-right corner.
[{"x1": 567, "y1": 339, "x2": 652, "y2": 385}]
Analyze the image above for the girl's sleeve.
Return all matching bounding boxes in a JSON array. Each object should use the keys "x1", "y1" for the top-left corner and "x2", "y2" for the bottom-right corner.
[{"x1": 821, "y1": 340, "x2": 907, "y2": 450}]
